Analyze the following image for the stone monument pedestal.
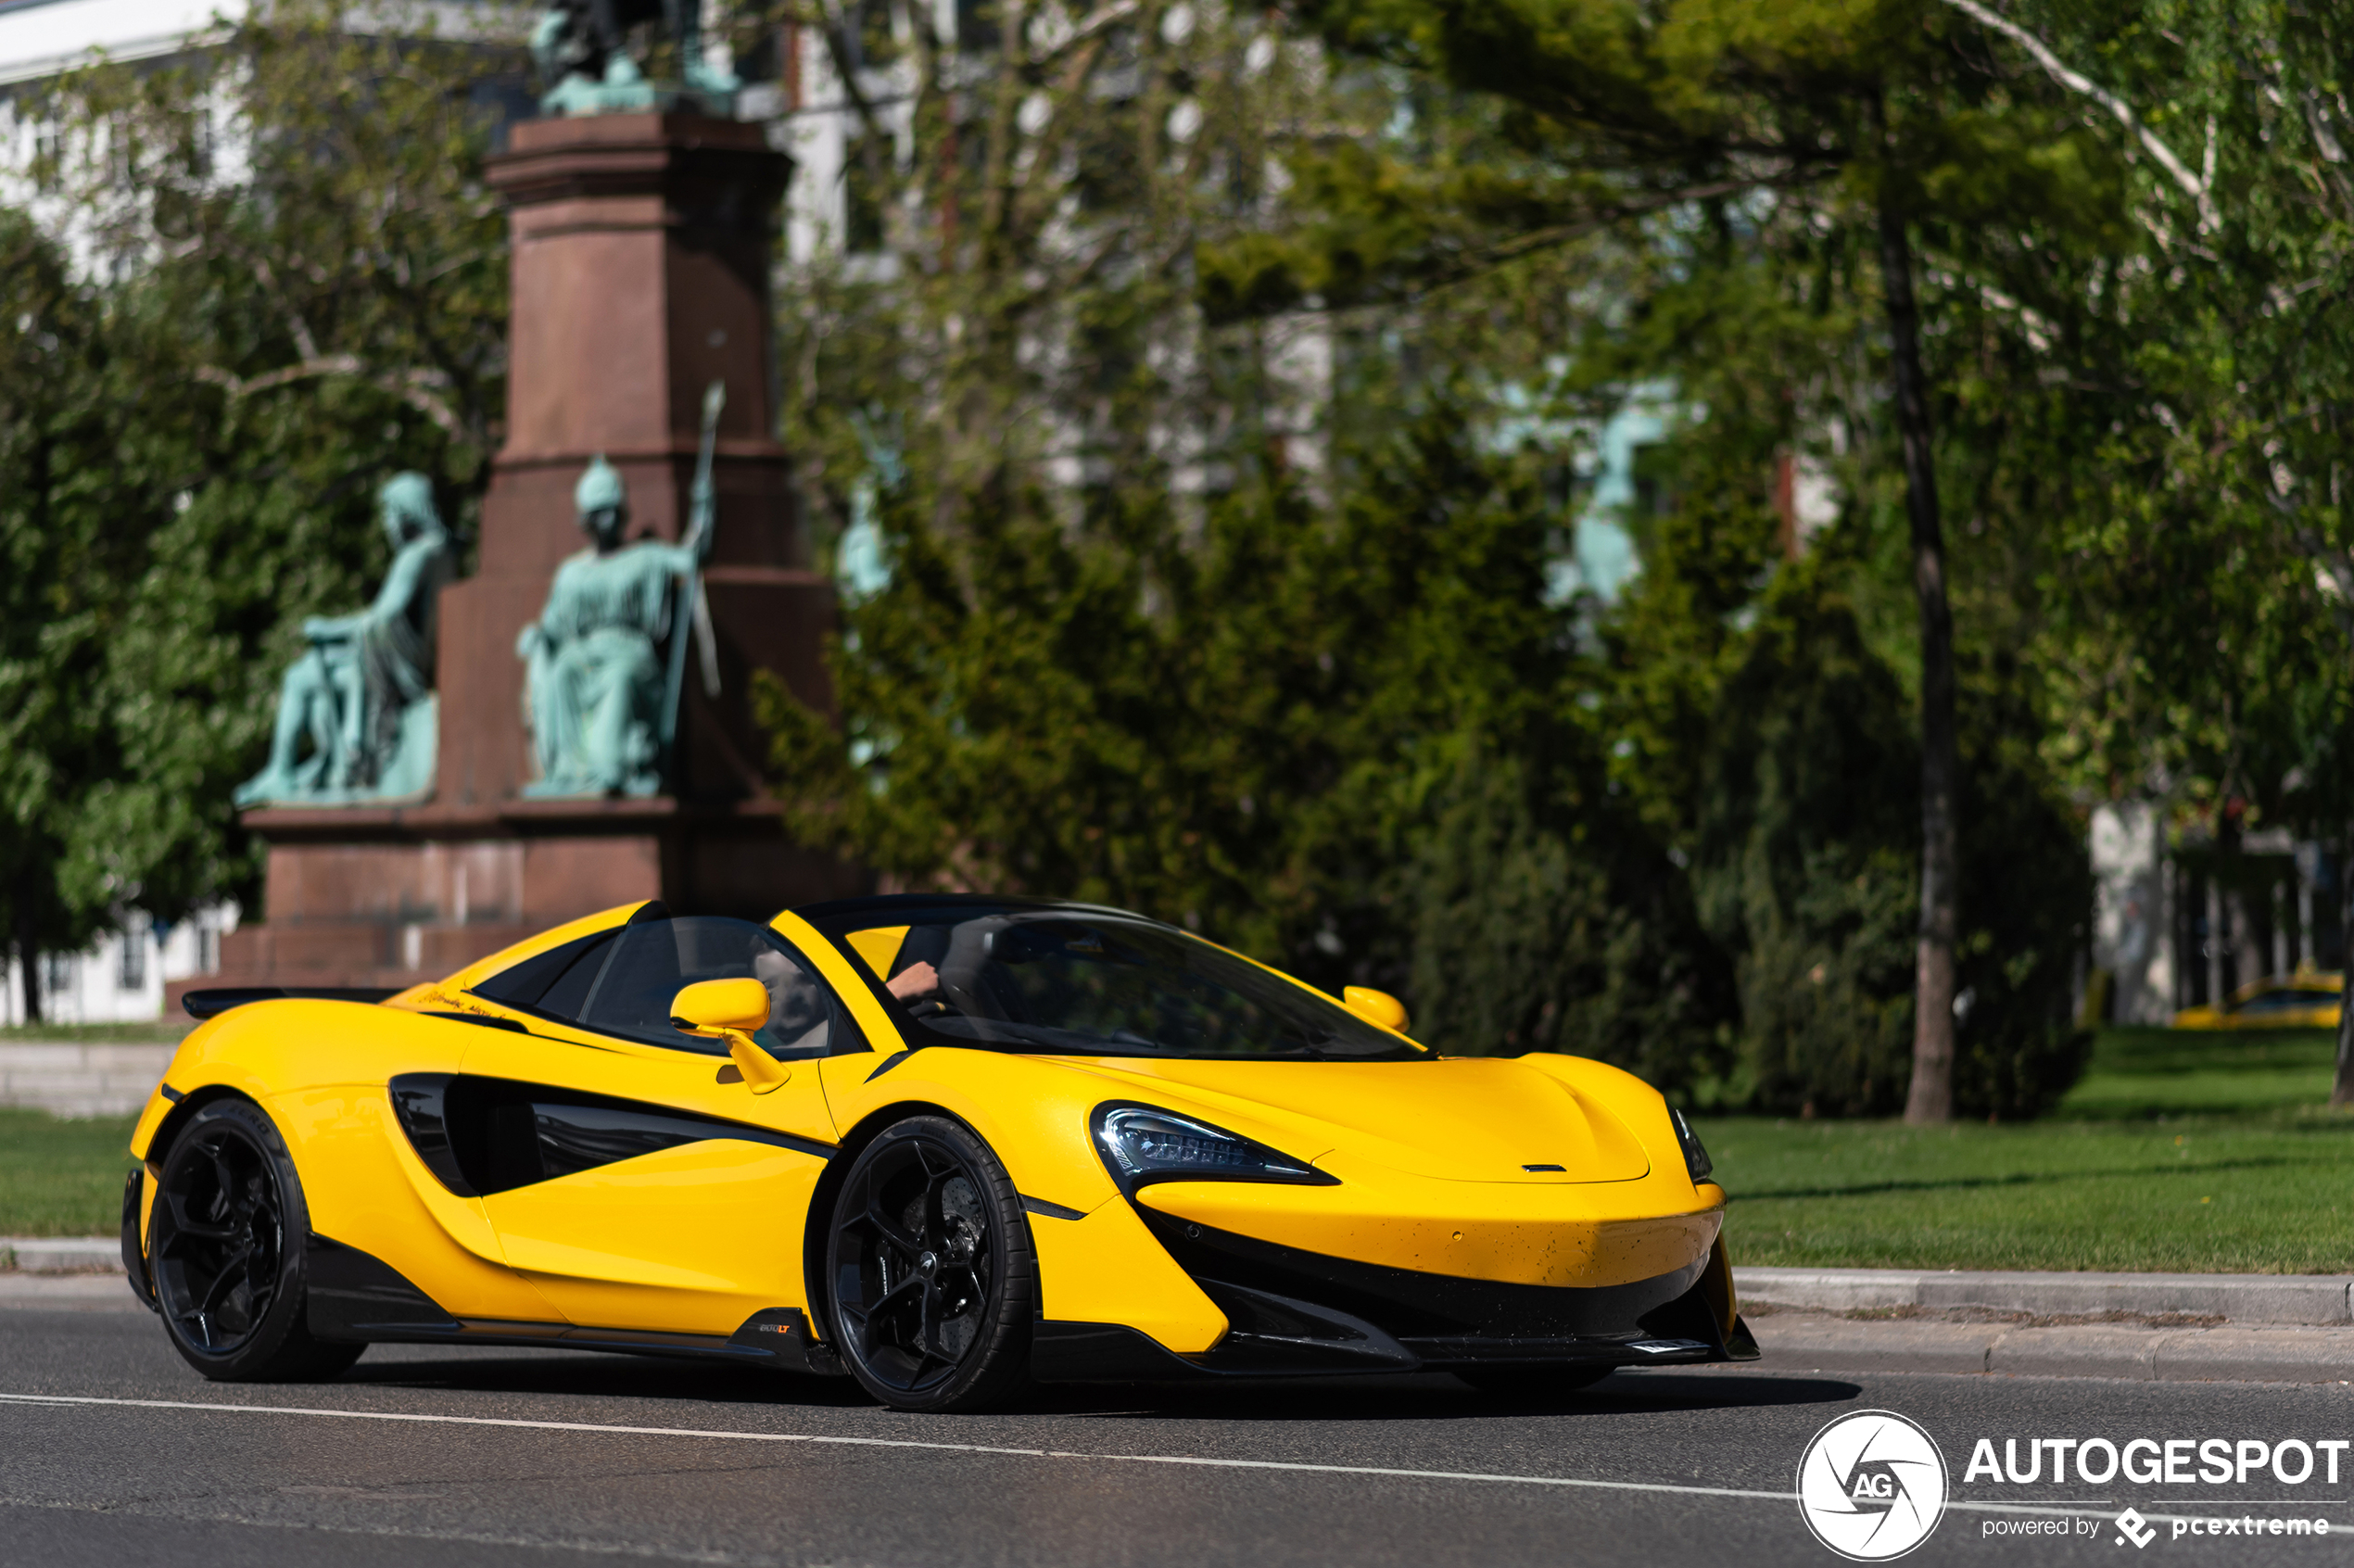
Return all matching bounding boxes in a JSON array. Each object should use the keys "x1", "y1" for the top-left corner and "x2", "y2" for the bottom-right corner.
[{"x1": 181, "y1": 113, "x2": 860, "y2": 1004}]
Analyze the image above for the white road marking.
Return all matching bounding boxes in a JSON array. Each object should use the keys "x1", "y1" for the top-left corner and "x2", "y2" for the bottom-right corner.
[{"x1": 1, "y1": 1392, "x2": 2346, "y2": 1535}]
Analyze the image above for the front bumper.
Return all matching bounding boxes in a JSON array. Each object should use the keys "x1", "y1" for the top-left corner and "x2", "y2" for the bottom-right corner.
[{"x1": 1032, "y1": 1207, "x2": 1759, "y2": 1382}]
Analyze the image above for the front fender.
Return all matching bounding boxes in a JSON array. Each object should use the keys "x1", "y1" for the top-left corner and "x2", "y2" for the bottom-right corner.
[{"x1": 816, "y1": 1049, "x2": 1229, "y2": 1355}]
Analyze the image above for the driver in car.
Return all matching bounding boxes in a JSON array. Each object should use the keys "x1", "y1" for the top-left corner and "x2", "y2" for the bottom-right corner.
[{"x1": 745, "y1": 940, "x2": 940, "y2": 1054}]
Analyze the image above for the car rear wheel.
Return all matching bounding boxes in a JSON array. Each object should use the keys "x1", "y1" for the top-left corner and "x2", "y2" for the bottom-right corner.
[
  {"x1": 149, "y1": 1098, "x2": 364, "y2": 1382},
  {"x1": 1453, "y1": 1364, "x2": 1614, "y2": 1397},
  {"x1": 824, "y1": 1115, "x2": 1034, "y2": 1412}
]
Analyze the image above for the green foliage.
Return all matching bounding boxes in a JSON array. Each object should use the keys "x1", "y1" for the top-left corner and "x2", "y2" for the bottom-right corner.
[
  {"x1": 1950, "y1": 668, "x2": 2096, "y2": 1120},
  {"x1": 1693, "y1": 582, "x2": 2091, "y2": 1118},
  {"x1": 0, "y1": 214, "x2": 133, "y2": 963},
  {"x1": 0, "y1": 2, "x2": 521, "y2": 967},
  {"x1": 767, "y1": 0, "x2": 2150, "y2": 1117},
  {"x1": 1217, "y1": 0, "x2": 2138, "y2": 324},
  {"x1": 1404, "y1": 742, "x2": 1734, "y2": 1086},
  {"x1": 1693, "y1": 585, "x2": 1921, "y2": 1115},
  {"x1": 765, "y1": 3, "x2": 1714, "y2": 1026},
  {"x1": 764, "y1": 401, "x2": 1576, "y2": 990}
]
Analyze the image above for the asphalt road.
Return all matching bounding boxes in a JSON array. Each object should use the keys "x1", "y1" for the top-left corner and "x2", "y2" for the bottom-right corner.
[{"x1": 5, "y1": 1298, "x2": 2352, "y2": 1568}]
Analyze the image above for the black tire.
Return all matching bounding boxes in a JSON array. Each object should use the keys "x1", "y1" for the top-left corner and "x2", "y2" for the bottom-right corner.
[
  {"x1": 1453, "y1": 1364, "x2": 1614, "y2": 1397},
  {"x1": 148, "y1": 1097, "x2": 365, "y2": 1383},
  {"x1": 824, "y1": 1115, "x2": 1034, "y2": 1412}
]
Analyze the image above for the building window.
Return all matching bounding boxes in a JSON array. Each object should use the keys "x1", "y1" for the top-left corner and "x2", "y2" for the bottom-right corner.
[
  {"x1": 40, "y1": 952, "x2": 73, "y2": 1001},
  {"x1": 118, "y1": 929, "x2": 147, "y2": 992},
  {"x1": 197, "y1": 925, "x2": 220, "y2": 974}
]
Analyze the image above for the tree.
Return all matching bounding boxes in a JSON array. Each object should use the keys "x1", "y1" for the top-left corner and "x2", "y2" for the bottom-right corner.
[
  {"x1": 1694, "y1": 578, "x2": 2089, "y2": 1118},
  {"x1": 1405, "y1": 737, "x2": 1735, "y2": 1088},
  {"x1": 1243, "y1": 0, "x2": 2142, "y2": 1119},
  {"x1": 763, "y1": 398, "x2": 1590, "y2": 992},
  {"x1": 2070, "y1": 6, "x2": 2354, "y2": 1108},
  {"x1": 9, "y1": 2, "x2": 521, "y2": 949},
  {"x1": 0, "y1": 214, "x2": 128, "y2": 1018},
  {"x1": 757, "y1": 2, "x2": 1529, "y2": 982}
]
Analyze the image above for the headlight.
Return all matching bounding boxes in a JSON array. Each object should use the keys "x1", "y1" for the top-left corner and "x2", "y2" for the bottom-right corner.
[
  {"x1": 1669, "y1": 1107, "x2": 1713, "y2": 1183},
  {"x1": 1093, "y1": 1105, "x2": 1335, "y2": 1191}
]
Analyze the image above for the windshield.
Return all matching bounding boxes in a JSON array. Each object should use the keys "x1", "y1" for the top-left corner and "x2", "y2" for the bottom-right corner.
[{"x1": 798, "y1": 902, "x2": 1422, "y2": 1061}]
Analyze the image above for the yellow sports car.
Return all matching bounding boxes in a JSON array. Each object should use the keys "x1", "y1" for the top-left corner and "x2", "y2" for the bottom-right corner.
[
  {"x1": 122, "y1": 895, "x2": 1754, "y2": 1411},
  {"x1": 2170, "y1": 971, "x2": 2342, "y2": 1031}
]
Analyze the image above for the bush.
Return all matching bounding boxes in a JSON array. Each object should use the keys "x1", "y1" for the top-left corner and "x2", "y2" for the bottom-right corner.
[
  {"x1": 1950, "y1": 669, "x2": 2096, "y2": 1119},
  {"x1": 1404, "y1": 742, "x2": 1736, "y2": 1092},
  {"x1": 1694, "y1": 587, "x2": 2091, "y2": 1118}
]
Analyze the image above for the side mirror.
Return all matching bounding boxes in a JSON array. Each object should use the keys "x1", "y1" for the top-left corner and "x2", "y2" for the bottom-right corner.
[
  {"x1": 1343, "y1": 986, "x2": 1410, "y2": 1034},
  {"x1": 670, "y1": 979, "x2": 789, "y2": 1094}
]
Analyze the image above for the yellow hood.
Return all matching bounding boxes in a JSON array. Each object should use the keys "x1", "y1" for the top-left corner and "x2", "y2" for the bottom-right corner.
[{"x1": 1061, "y1": 1055, "x2": 1653, "y2": 1184}]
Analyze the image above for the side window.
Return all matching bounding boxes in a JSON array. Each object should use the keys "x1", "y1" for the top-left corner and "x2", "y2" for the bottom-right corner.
[
  {"x1": 471, "y1": 929, "x2": 616, "y2": 1018},
  {"x1": 578, "y1": 916, "x2": 860, "y2": 1059}
]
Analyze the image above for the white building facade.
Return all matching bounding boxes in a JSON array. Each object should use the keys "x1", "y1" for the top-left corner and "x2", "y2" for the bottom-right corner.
[{"x1": 1, "y1": 908, "x2": 238, "y2": 1025}]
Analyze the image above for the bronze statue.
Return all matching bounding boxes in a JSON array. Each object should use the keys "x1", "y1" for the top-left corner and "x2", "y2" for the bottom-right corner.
[
  {"x1": 532, "y1": 0, "x2": 739, "y2": 116},
  {"x1": 234, "y1": 474, "x2": 452, "y2": 807},
  {"x1": 518, "y1": 384, "x2": 725, "y2": 797}
]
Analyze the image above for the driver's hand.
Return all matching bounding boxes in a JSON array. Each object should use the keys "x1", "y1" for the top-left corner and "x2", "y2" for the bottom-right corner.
[{"x1": 886, "y1": 960, "x2": 940, "y2": 1003}]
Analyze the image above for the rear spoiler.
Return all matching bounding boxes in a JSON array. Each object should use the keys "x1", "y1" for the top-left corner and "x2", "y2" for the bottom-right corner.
[{"x1": 182, "y1": 986, "x2": 401, "y2": 1021}]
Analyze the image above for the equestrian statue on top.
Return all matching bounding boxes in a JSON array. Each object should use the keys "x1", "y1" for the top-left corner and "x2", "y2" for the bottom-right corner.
[{"x1": 531, "y1": 0, "x2": 740, "y2": 117}]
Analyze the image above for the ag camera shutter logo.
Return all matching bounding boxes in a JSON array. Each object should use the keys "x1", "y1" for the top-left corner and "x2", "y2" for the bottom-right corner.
[{"x1": 1797, "y1": 1410, "x2": 1950, "y2": 1561}]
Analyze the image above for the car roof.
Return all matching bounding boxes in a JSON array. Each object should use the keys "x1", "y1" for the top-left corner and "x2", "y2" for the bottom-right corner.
[{"x1": 2224, "y1": 971, "x2": 2343, "y2": 1005}]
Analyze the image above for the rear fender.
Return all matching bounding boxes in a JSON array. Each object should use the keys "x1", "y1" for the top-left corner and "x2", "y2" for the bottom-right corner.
[{"x1": 132, "y1": 1009, "x2": 557, "y2": 1324}]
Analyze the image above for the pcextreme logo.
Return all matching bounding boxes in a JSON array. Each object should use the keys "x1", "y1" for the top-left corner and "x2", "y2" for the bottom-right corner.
[{"x1": 1797, "y1": 1410, "x2": 1951, "y2": 1561}]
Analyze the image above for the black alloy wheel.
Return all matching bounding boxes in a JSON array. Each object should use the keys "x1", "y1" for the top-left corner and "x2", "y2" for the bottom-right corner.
[
  {"x1": 148, "y1": 1098, "x2": 363, "y2": 1382},
  {"x1": 824, "y1": 1116, "x2": 1034, "y2": 1411}
]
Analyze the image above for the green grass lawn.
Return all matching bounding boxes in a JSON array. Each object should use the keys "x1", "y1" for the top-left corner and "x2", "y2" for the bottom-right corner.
[
  {"x1": 0, "y1": 1107, "x2": 138, "y2": 1239},
  {"x1": 1706, "y1": 1026, "x2": 2354, "y2": 1274}
]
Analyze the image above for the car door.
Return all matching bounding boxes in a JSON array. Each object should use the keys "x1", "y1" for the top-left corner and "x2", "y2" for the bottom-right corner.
[{"x1": 447, "y1": 913, "x2": 854, "y2": 1336}]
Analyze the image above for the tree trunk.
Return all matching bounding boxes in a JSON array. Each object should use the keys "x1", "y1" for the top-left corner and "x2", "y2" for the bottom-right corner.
[
  {"x1": 2204, "y1": 870, "x2": 2225, "y2": 1007},
  {"x1": 1876, "y1": 158, "x2": 1958, "y2": 1125},
  {"x1": 2219, "y1": 805, "x2": 2249, "y2": 998},
  {"x1": 2334, "y1": 830, "x2": 2354, "y2": 1109},
  {"x1": 12, "y1": 879, "x2": 41, "y2": 1026}
]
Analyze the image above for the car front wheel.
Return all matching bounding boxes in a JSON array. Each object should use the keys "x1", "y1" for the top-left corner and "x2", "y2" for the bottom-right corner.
[{"x1": 824, "y1": 1115, "x2": 1035, "y2": 1412}]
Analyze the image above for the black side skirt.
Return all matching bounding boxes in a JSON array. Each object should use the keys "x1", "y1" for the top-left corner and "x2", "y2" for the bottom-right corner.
[{"x1": 301, "y1": 1234, "x2": 845, "y2": 1376}]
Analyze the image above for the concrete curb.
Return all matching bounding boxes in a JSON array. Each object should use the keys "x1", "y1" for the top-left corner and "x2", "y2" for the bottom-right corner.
[
  {"x1": 1734, "y1": 1266, "x2": 2354, "y2": 1325},
  {"x1": 1747, "y1": 1311, "x2": 2354, "y2": 1385},
  {"x1": 0, "y1": 1042, "x2": 173, "y2": 1118},
  {"x1": 0, "y1": 1237, "x2": 122, "y2": 1274}
]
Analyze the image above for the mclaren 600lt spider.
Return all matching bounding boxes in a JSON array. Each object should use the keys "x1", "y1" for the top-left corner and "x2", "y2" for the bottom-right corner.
[{"x1": 123, "y1": 894, "x2": 1757, "y2": 1410}]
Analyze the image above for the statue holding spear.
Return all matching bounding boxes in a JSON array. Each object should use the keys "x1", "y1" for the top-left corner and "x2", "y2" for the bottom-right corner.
[{"x1": 517, "y1": 381, "x2": 726, "y2": 798}]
